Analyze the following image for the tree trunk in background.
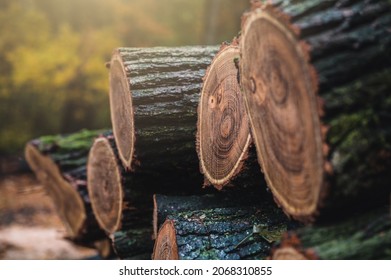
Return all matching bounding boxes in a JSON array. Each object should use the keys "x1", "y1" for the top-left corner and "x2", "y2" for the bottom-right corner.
[
  {"x1": 24, "y1": 129, "x2": 110, "y2": 253},
  {"x1": 109, "y1": 46, "x2": 218, "y2": 193},
  {"x1": 240, "y1": 0, "x2": 391, "y2": 222},
  {"x1": 270, "y1": 208, "x2": 391, "y2": 259},
  {"x1": 203, "y1": 0, "x2": 222, "y2": 44},
  {"x1": 153, "y1": 204, "x2": 292, "y2": 260}
]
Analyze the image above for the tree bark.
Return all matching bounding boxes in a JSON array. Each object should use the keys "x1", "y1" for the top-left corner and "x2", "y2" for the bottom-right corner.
[
  {"x1": 24, "y1": 130, "x2": 108, "y2": 245},
  {"x1": 240, "y1": 0, "x2": 391, "y2": 222},
  {"x1": 270, "y1": 208, "x2": 391, "y2": 259},
  {"x1": 153, "y1": 189, "x2": 268, "y2": 239},
  {"x1": 111, "y1": 228, "x2": 153, "y2": 260},
  {"x1": 108, "y1": 46, "x2": 219, "y2": 196},
  {"x1": 152, "y1": 204, "x2": 292, "y2": 260},
  {"x1": 197, "y1": 43, "x2": 258, "y2": 189}
]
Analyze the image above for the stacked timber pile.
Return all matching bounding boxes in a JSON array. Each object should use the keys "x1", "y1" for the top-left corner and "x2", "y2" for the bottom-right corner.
[{"x1": 24, "y1": 0, "x2": 391, "y2": 260}]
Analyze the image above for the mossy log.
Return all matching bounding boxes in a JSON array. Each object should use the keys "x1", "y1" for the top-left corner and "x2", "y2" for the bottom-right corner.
[
  {"x1": 271, "y1": 207, "x2": 391, "y2": 259},
  {"x1": 24, "y1": 130, "x2": 108, "y2": 245},
  {"x1": 240, "y1": 0, "x2": 391, "y2": 222},
  {"x1": 111, "y1": 228, "x2": 153, "y2": 260},
  {"x1": 152, "y1": 204, "x2": 292, "y2": 260},
  {"x1": 109, "y1": 46, "x2": 218, "y2": 191},
  {"x1": 197, "y1": 43, "x2": 256, "y2": 189}
]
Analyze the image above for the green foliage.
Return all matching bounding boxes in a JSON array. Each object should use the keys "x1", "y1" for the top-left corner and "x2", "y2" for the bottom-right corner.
[{"x1": 0, "y1": 0, "x2": 248, "y2": 155}]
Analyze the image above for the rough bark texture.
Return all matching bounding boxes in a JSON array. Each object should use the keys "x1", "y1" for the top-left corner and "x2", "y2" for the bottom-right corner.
[
  {"x1": 271, "y1": 207, "x2": 391, "y2": 259},
  {"x1": 111, "y1": 228, "x2": 153, "y2": 260},
  {"x1": 24, "y1": 130, "x2": 107, "y2": 244},
  {"x1": 87, "y1": 133, "x2": 153, "y2": 235},
  {"x1": 109, "y1": 46, "x2": 219, "y2": 193},
  {"x1": 153, "y1": 189, "x2": 268, "y2": 239},
  {"x1": 152, "y1": 203, "x2": 293, "y2": 260},
  {"x1": 197, "y1": 43, "x2": 254, "y2": 189},
  {"x1": 240, "y1": 0, "x2": 391, "y2": 222}
]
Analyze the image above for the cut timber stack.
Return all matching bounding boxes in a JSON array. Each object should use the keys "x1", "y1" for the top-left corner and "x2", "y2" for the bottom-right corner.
[
  {"x1": 24, "y1": 130, "x2": 111, "y2": 255},
  {"x1": 240, "y1": 0, "x2": 391, "y2": 222},
  {"x1": 109, "y1": 46, "x2": 218, "y2": 193},
  {"x1": 197, "y1": 43, "x2": 256, "y2": 189},
  {"x1": 152, "y1": 198, "x2": 292, "y2": 260},
  {"x1": 270, "y1": 208, "x2": 391, "y2": 260}
]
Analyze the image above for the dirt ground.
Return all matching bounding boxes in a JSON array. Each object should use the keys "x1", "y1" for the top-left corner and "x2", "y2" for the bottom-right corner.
[{"x1": 0, "y1": 174, "x2": 99, "y2": 259}]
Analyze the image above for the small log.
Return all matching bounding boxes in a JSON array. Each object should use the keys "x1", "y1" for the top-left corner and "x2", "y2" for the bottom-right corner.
[
  {"x1": 197, "y1": 43, "x2": 254, "y2": 189},
  {"x1": 24, "y1": 130, "x2": 108, "y2": 245},
  {"x1": 152, "y1": 204, "x2": 291, "y2": 260},
  {"x1": 239, "y1": 0, "x2": 391, "y2": 222},
  {"x1": 87, "y1": 133, "x2": 152, "y2": 234},
  {"x1": 109, "y1": 46, "x2": 218, "y2": 193},
  {"x1": 270, "y1": 208, "x2": 391, "y2": 259}
]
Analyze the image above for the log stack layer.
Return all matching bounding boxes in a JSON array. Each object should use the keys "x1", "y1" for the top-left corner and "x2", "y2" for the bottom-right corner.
[{"x1": 23, "y1": 0, "x2": 391, "y2": 260}]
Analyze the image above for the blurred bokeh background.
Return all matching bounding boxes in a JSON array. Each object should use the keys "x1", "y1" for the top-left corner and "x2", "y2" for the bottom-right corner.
[{"x1": 0, "y1": 0, "x2": 248, "y2": 162}]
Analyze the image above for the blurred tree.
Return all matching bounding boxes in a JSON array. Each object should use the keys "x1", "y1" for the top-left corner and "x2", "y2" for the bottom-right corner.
[{"x1": 0, "y1": 0, "x2": 250, "y2": 155}]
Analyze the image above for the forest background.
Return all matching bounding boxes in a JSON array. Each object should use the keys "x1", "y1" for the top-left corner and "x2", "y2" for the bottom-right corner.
[{"x1": 0, "y1": 0, "x2": 247, "y2": 159}]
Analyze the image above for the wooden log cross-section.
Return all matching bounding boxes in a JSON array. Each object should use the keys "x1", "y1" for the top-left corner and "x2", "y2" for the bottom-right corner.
[
  {"x1": 109, "y1": 46, "x2": 219, "y2": 193},
  {"x1": 153, "y1": 204, "x2": 291, "y2": 260},
  {"x1": 24, "y1": 130, "x2": 108, "y2": 246},
  {"x1": 239, "y1": 0, "x2": 391, "y2": 222},
  {"x1": 87, "y1": 133, "x2": 152, "y2": 235},
  {"x1": 197, "y1": 43, "x2": 253, "y2": 189}
]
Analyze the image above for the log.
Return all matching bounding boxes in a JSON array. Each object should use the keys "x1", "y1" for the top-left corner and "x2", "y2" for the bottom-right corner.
[
  {"x1": 153, "y1": 189, "x2": 267, "y2": 239},
  {"x1": 239, "y1": 0, "x2": 391, "y2": 222},
  {"x1": 270, "y1": 207, "x2": 391, "y2": 259},
  {"x1": 87, "y1": 133, "x2": 152, "y2": 234},
  {"x1": 111, "y1": 228, "x2": 153, "y2": 260},
  {"x1": 152, "y1": 204, "x2": 292, "y2": 260},
  {"x1": 197, "y1": 43, "x2": 254, "y2": 188},
  {"x1": 24, "y1": 130, "x2": 108, "y2": 245},
  {"x1": 108, "y1": 46, "x2": 219, "y2": 194}
]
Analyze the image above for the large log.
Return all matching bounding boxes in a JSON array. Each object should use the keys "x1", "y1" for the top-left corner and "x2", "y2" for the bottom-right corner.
[
  {"x1": 109, "y1": 46, "x2": 219, "y2": 192},
  {"x1": 239, "y1": 0, "x2": 391, "y2": 222},
  {"x1": 152, "y1": 203, "x2": 292, "y2": 260},
  {"x1": 197, "y1": 43, "x2": 255, "y2": 189},
  {"x1": 24, "y1": 130, "x2": 108, "y2": 245},
  {"x1": 270, "y1": 207, "x2": 391, "y2": 259}
]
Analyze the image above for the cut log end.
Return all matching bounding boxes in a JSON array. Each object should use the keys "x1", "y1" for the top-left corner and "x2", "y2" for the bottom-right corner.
[
  {"x1": 87, "y1": 137, "x2": 123, "y2": 234},
  {"x1": 240, "y1": 6, "x2": 325, "y2": 221},
  {"x1": 109, "y1": 50, "x2": 135, "y2": 170},
  {"x1": 24, "y1": 143, "x2": 86, "y2": 238},
  {"x1": 197, "y1": 45, "x2": 251, "y2": 188},
  {"x1": 152, "y1": 220, "x2": 178, "y2": 260}
]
